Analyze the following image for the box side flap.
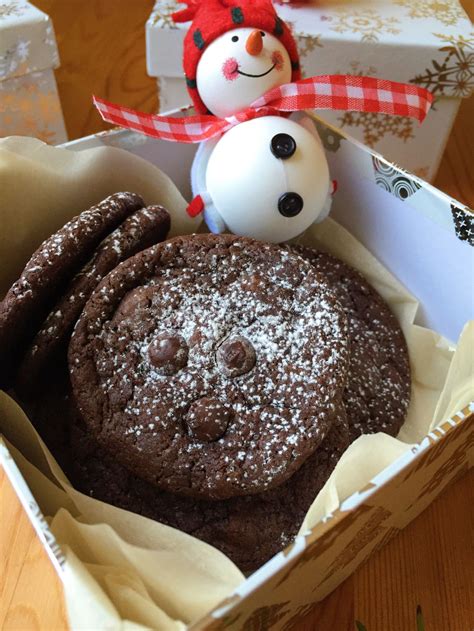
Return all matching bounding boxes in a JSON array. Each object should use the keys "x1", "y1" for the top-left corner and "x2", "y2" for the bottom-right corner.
[
  {"x1": 0, "y1": 0, "x2": 60, "y2": 82},
  {"x1": 190, "y1": 407, "x2": 473, "y2": 630},
  {"x1": 307, "y1": 112, "x2": 474, "y2": 340},
  {"x1": 145, "y1": 0, "x2": 473, "y2": 99},
  {"x1": 309, "y1": 111, "x2": 474, "y2": 233}
]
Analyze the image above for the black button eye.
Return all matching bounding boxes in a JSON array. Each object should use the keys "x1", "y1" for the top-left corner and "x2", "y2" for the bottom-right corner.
[
  {"x1": 271, "y1": 133, "x2": 296, "y2": 159},
  {"x1": 260, "y1": 31, "x2": 265, "y2": 36},
  {"x1": 278, "y1": 192, "x2": 304, "y2": 217},
  {"x1": 148, "y1": 333, "x2": 188, "y2": 375},
  {"x1": 232, "y1": 35, "x2": 239, "y2": 42}
]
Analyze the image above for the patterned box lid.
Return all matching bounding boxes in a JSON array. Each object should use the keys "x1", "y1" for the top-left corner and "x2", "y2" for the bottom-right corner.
[
  {"x1": 0, "y1": 0, "x2": 60, "y2": 83},
  {"x1": 146, "y1": 0, "x2": 473, "y2": 100}
]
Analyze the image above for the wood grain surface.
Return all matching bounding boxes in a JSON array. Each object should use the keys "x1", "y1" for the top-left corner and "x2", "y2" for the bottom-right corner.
[{"x1": 1, "y1": 1, "x2": 473, "y2": 629}]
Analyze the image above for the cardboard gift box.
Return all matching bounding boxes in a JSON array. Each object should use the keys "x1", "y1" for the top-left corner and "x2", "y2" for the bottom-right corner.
[
  {"x1": 146, "y1": 0, "x2": 473, "y2": 181},
  {"x1": 0, "y1": 111, "x2": 473, "y2": 629},
  {"x1": 0, "y1": 0, "x2": 67, "y2": 144}
]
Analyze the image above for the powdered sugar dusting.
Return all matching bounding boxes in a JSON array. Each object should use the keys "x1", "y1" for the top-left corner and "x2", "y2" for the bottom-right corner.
[
  {"x1": 16, "y1": 204, "x2": 169, "y2": 392},
  {"x1": 28, "y1": 206, "x2": 167, "y2": 351},
  {"x1": 0, "y1": 192, "x2": 145, "y2": 385},
  {"x1": 71, "y1": 236, "x2": 350, "y2": 499},
  {"x1": 9, "y1": 192, "x2": 143, "y2": 304},
  {"x1": 292, "y1": 246, "x2": 411, "y2": 438}
]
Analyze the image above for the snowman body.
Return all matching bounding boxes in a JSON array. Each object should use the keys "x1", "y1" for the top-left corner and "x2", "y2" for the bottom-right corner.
[
  {"x1": 191, "y1": 115, "x2": 332, "y2": 243},
  {"x1": 192, "y1": 26, "x2": 333, "y2": 242}
]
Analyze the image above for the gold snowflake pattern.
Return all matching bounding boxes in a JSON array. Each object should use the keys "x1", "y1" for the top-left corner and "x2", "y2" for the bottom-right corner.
[
  {"x1": 150, "y1": 0, "x2": 182, "y2": 29},
  {"x1": 0, "y1": 40, "x2": 31, "y2": 80},
  {"x1": 338, "y1": 111, "x2": 414, "y2": 147},
  {"x1": 7, "y1": 117, "x2": 57, "y2": 144},
  {"x1": 410, "y1": 34, "x2": 474, "y2": 98},
  {"x1": 1, "y1": 79, "x2": 64, "y2": 144},
  {"x1": 394, "y1": 0, "x2": 466, "y2": 27},
  {"x1": 0, "y1": 1, "x2": 24, "y2": 19},
  {"x1": 322, "y1": 9, "x2": 400, "y2": 43},
  {"x1": 296, "y1": 33, "x2": 323, "y2": 58},
  {"x1": 344, "y1": 60, "x2": 378, "y2": 77},
  {"x1": 285, "y1": 21, "x2": 323, "y2": 59}
]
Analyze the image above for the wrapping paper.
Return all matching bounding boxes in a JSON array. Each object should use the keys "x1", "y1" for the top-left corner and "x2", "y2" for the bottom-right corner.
[
  {"x1": 0, "y1": 137, "x2": 472, "y2": 630},
  {"x1": 0, "y1": 1, "x2": 66, "y2": 144}
]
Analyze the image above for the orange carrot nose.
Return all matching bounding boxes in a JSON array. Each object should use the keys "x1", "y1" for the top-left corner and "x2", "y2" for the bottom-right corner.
[{"x1": 246, "y1": 30, "x2": 263, "y2": 56}]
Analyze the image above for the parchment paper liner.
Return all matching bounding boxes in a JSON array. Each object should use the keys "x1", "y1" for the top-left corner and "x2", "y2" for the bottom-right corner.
[{"x1": 1, "y1": 137, "x2": 472, "y2": 630}]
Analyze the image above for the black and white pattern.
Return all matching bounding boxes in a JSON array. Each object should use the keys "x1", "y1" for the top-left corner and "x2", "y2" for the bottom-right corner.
[
  {"x1": 372, "y1": 156, "x2": 422, "y2": 200},
  {"x1": 451, "y1": 203, "x2": 474, "y2": 246}
]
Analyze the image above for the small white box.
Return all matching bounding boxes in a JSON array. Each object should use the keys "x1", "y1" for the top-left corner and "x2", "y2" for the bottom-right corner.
[
  {"x1": 0, "y1": 110, "x2": 473, "y2": 629},
  {"x1": 146, "y1": 0, "x2": 473, "y2": 181},
  {"x1": 0, "y1": 0, "x2": 67, "y2": 144}
]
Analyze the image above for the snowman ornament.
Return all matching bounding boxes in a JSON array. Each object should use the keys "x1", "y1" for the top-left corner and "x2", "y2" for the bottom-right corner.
[
  {"x1": 94, "y1": 0, "x2": 432, "y2": 243},
  {"x1": 191, "y1": 26, "x2": 332, "y2": 242}
]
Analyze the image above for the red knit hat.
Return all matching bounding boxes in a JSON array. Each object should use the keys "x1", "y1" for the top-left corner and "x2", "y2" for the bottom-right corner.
[{"x1": 172, "y1": 0, "x2": 301, "y2": 114}]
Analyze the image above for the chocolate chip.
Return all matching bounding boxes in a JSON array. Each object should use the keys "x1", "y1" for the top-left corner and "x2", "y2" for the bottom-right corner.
[
  {"x1": 117, "y1": 287, "x2": 150, "y2": 317},
  {"x1": 148, "y1": 333, "x2": 188, "y2": 375},
  {"x1": 186, "y1": 397, "x2": 231, "y2": 442},
  {"x1": 216, "y1": 335, "x2": 256, "y2": 377}
]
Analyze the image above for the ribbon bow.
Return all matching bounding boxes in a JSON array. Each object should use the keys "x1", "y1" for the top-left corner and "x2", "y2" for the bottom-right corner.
[{"x1": 93, "y1": 75, "x2": 433, "y2": 144}]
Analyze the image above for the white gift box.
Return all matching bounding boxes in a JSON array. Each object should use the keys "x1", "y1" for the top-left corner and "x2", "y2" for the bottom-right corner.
[
  {"x1": 0, "y1": 109, "x2": 473, "y2": 629},
  {"x1": 146, "y1": 0, "x2": 473, "y2": 181},
  {"x1": 0, "y1": 0, "x2": 67, "y2": 144}
]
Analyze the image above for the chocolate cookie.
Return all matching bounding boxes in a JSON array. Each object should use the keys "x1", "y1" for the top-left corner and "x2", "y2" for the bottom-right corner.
[
  {"x1": 21, "y1": 337, "x2": 348, "y2": 573},
  {"x1": 16, "y1": 205, "x2": 170, "y2": 396},
  {"x1": 65, "y1": 403, "x2": 350, "y2": 572},
  {"x1": 0, "y1": 192, "x2": 144, "y2": 386},
  {"x1": 69, "y1": 234, "x2": 350, "y2": 500},
  {"x1": 292, "y1": 247, "x2": 411, "y2": 439}
]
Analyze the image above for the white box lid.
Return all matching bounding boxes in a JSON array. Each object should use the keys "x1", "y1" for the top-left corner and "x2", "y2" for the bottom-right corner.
[
  {"x1": 0, "y1": 0, "x2": 60, "y2": 83},
  {"x1": 146, "y1": 0, "x2": 473, "y2": 99}
]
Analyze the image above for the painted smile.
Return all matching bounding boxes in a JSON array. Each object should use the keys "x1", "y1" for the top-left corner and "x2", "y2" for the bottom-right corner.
[
  {"x1": 222, "y1": 52, "x2": 284, "y2": 82},
  {"x1": 237, "y1": 63, "x2": 276, "y2": 78}
]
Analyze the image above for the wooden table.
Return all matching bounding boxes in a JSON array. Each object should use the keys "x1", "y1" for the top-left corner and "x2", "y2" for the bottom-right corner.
[{"x1": 1, "y1": 1, "x2": 473, "y2": 629}]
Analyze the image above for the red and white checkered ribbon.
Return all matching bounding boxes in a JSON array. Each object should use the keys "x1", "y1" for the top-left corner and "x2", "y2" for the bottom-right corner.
[{"x1": 93, "y1": 75, "x2": 433, "y2": 143}]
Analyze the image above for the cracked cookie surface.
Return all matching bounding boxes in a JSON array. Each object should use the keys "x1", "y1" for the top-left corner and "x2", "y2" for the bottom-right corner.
[
  {"x1": 69, "y1": 234, "x2": 350, "y2": 500},
  {"x1": 292, "y1": 246, "x2": 411, "y2": 439},
  {"x1": 0, "y1": 192, "x2": 145, "y2": 386},
  {"x1": 16, "y1": 205, "x2": 170, "y2": 396}
]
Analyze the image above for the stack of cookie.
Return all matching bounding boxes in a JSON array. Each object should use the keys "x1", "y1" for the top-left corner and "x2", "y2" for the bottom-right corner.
[{"x1": 0, "y1": 194, "x2": 411, "y2": 572}]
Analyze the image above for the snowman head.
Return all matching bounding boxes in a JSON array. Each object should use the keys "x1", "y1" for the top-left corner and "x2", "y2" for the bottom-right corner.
[
  {"x1": 196, "y1": 28, "x2": 292, "y2": 118},
  {"x1": 173, "y1": 0, "x2": 301, "y2": 115}
]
